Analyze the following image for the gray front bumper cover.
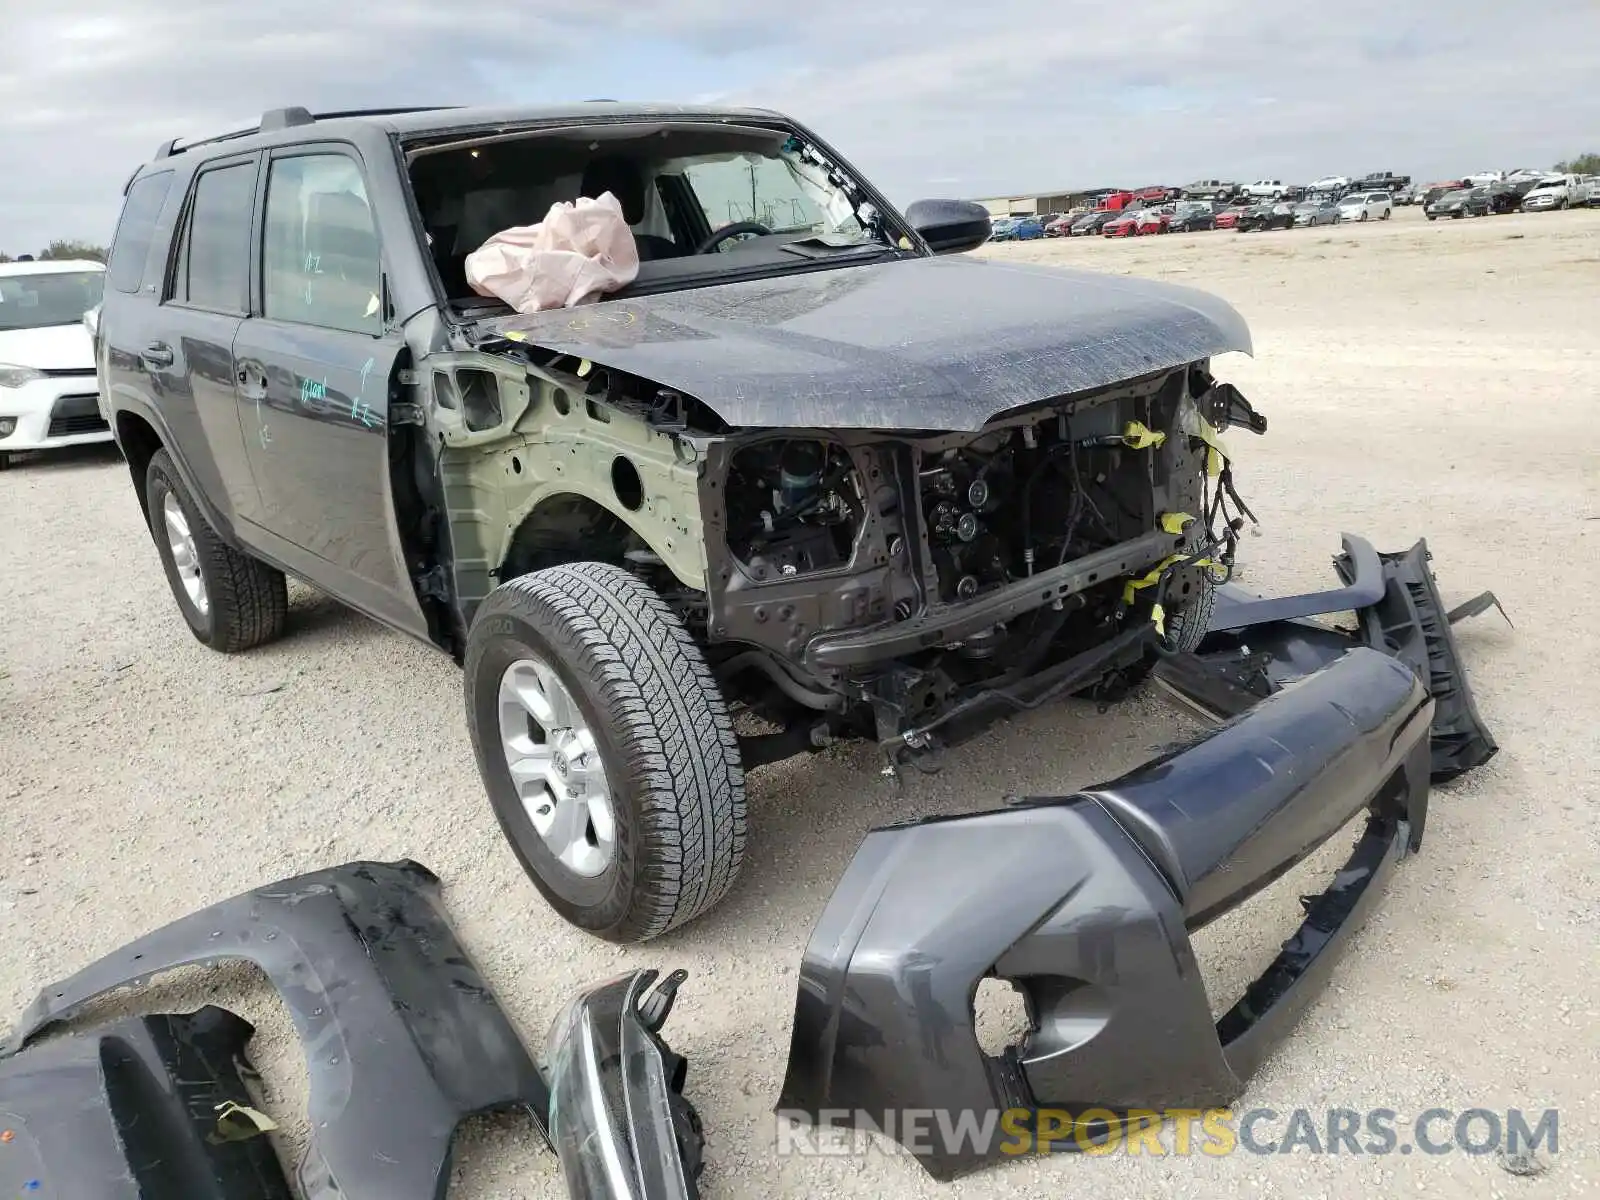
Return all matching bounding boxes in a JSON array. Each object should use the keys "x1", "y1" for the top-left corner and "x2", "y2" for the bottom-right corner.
[{"x1": 779, "y1": 648, "x2": 1433, "y2": 1180}]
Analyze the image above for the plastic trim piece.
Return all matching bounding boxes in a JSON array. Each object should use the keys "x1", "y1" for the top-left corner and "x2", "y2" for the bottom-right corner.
[
  {"x1": 1, "y1": 860, "x2": 549, "y2": 1200},
  {"x1": 1163, "y1": 536, "x2": 1499, "y2": 782},
  {"x1": 1208, "y1": 532, "x2": 1384, "y2": 630}
]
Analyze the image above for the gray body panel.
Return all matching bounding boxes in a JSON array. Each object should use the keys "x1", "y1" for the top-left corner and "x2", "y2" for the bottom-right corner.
[{"x1": 478, "y1": 256, "x2": 1253, "y2": 430}]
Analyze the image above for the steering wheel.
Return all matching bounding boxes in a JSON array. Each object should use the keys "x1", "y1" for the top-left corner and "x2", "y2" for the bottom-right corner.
[{"x1": 695, "y1": 221, "x2": 772, "y2": 255}]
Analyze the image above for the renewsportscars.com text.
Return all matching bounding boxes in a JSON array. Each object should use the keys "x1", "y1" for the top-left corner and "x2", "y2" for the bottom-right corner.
[{"x1": 775, "y1": 1107, "x2": 1559, "y2": 1159}]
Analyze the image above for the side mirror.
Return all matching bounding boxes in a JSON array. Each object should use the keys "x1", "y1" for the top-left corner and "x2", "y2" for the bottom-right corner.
[{"x1": 904, "y1": 199, "x2": 992, "y2": 255}]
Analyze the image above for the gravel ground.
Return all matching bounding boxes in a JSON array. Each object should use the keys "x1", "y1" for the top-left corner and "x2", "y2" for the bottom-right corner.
[{"x1": 3, "y1": 204, "x2": 1597, "y2": 1198}]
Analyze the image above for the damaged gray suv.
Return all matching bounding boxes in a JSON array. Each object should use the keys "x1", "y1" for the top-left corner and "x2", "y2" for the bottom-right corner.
[{"x1": 98, "y1": 103, "x2": 1271, "y2": 942}]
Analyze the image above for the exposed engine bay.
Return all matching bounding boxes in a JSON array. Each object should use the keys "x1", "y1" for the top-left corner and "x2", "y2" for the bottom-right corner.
[{"x1": 698, "y1": 365, "x2": 1264, "y2": 765}]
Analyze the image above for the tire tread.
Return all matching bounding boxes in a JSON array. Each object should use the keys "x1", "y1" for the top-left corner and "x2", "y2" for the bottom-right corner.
[
  {"x1": 146, "y1": 449, "x2": 286, "y2": 653},
  {"x1": 470, "y1": 562, "x2": 745, "y2": 941}
]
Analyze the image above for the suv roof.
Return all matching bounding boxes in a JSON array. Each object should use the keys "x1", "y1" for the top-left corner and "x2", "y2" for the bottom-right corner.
[{"x1": 146, "y1": 102, "x2": 783, "y2": 166}]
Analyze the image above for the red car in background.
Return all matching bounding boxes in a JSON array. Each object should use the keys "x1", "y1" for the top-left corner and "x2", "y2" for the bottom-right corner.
[
  {"x1": 1103, "y1": 209, "x2": 1170, "y2": 237},
  {"x1": 1102, "y1": 211, "x2": 1141, "y2": 237},
  {"x1": 1213, "y1": 205, "x2": 1248, "y2": 230},
  {"x1": 1135, "y1": 209, "x2": 1171, "y2": 235},
  {"x1": 1132, "y1": 185, "x2": 1180, "y2": 204}
]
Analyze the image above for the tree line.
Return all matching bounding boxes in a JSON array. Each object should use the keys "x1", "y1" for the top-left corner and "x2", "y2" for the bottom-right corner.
[{"x1": 0, "y1": 240, "x2": 108, "y2": 264}]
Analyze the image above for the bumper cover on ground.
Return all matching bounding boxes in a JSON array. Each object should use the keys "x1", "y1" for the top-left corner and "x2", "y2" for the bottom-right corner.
[{"x1": 777, "y1": 647, "x2": 1433, "y2": 1180}]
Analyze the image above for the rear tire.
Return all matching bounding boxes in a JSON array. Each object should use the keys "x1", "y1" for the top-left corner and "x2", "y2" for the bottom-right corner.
[
  {"x1": 465, "y1": 562, "x2": 746, "y2": 943},
  {"x1": 145, "y1": 449, "x2": 287, "y2": 652}
]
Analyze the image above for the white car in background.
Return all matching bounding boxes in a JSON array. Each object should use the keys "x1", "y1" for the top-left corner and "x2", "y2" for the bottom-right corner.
[
  {"x1": 0, "y1": 259, "x2": 109, "y2": 468},
  {"x1": 1308, "y1": 176, "x2": 1350, "y2": 193},
  {"x1": 1463, "y1": 170, "x2": 1505, "y2": 186},
  {"x1": 1243, "y1": 178, "x2": 1290, "y2": 199},
  {"x1": 1337, "y1": 191, "x2": 1393, "y2": 222},
  {"x1": 1520, "y1": 175, "x2": 1592, "y2": 211}
]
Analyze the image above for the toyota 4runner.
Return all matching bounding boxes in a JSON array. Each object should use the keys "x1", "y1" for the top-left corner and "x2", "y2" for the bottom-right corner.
[{"x1": 97, "y1": 103, "x2": 1268, "y2": 942}]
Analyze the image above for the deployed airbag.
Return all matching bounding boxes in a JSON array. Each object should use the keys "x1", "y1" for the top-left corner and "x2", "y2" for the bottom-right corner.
[{"x1": 467, "y1": 192, "x2": 641, "y2": 313}]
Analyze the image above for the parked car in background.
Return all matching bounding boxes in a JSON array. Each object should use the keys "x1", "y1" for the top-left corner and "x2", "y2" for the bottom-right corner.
[
  {"x1": 1393, "y1": 185, "x2": 1418, "y2": 205},
  {"x1": 1521, "y1": 175, "x2": 1592, "y2": 211},
  {"x1": 1070, "y1": 209, "x2": 1120, "y2": 235},
  {"x1": 1101, "y1": 210, "x2": 1144, "y2": 238},
  {"x1": 0, "y1": 259, "x2": 110, "y2": 469},
  {"x1": 1183, "y1": 178, "x2": 1238, "y2": 200},
  {"x1": 1425, "y1": 187, "x2": 1490, "y2": 219},
  {"x1": 1131, "y1": 185, "x2": 1180, "y2": 204},
  {"x1": 1585, "y1": 177, "x2": 1600, "y2": 206},
  {"x1": 1013, "y1": 216, "x2": 1046, "y2": 240},
  {"x1": 1242, "y1": 179, "x2": 1290, "y2": 199},
  {"x1": 1308, "y1": 175, "x2": 1349, "y2": 195},
  {"x1": 1236, "y1": 201, "x2": 1297, "y2": 232},
  {"x1": 1212, "y1": 203, "x2": 1250, "y2": 230},
  {"x1": 1337, "y1": 191, "x2": 1393, "y2": 222},
  {"x1": 1168, "y1": 200, "x2": 1220, "y2": 232},
  {"x1": 1292, "y1": 199, "x2": 1341, "y2": 227},
  {"x1": 1486, "y1": 182, "x2": 1528, "y2": 214},
  {"x1": 1420, "y1": 181, "x2": 1465, "y2": 208},
  {"x1": 1134, "y1": 209, "x2": 1171, "y2": 235},
  {"x1": 1044, "y1": 214, "x2": 1076, "y2": 237},
  {"x1": 1352, "y1": 172, "x2": 1410, "y2": 193},
  {"x1": 1463, "y1": 170, "x2": 1504, "y2": 187}
]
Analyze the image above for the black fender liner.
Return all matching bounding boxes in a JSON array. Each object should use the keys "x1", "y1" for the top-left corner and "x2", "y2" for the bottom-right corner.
[
  {"x1": 0, "y1": 1006, "x2": 292, "y2": 1200},
  {"x1": 1, "y1": 860, "x2": 549, "y2": 1200},
  {"x1": 776, "y1": 648, "x2": 1432, "y2": 1180}
]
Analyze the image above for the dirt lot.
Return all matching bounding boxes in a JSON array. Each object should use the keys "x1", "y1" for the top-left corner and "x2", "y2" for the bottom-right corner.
[{"x1": 3, "y1": 204, "x2": 1597, "y2": 1198}]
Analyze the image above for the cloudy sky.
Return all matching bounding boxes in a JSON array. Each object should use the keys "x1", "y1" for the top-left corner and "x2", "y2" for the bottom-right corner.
[{"x1": 3, "y1": 1, "x2": 1597, "y2": 252}]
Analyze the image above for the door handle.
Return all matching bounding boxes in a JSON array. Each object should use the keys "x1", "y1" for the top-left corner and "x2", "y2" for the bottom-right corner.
[{"x1": 141, "y1": 342, "x2": 174, "y2": 369}]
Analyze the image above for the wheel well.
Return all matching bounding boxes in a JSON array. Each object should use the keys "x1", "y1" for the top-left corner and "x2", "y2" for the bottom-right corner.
[
  {"x1": 501, "y1": 494, "x2": 637, "y2": 581},
  {"x1": 115, "y1": 411, "x2": 163, "y2": 525}
]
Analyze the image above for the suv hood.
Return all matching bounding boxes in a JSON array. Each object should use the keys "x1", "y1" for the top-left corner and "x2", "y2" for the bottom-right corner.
[
  {"x1": 474, "y1": 255, "x2": 1251, "y2": 431},
  {"x1": 0, "y1": 323, "x2": 92, "y2": 371}
]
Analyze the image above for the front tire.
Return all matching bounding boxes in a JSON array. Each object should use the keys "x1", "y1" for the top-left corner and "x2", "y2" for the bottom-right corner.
[
  {"x1": 145, "y1": 449, "x2": 286, "y2": 652},
  {"x1": 465, "y1": 562, "x2": 746, "y2": 943}
]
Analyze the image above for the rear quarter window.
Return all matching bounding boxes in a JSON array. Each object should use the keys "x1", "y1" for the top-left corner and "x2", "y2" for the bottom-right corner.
[{"x1": 106, "y1": 171, "x2": 175, "y2": 294}]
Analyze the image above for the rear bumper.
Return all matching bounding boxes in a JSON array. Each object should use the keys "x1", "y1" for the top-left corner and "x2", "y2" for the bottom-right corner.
[{"x1": 777, "y1": 646, "x2": 1433, "y2": 1180}]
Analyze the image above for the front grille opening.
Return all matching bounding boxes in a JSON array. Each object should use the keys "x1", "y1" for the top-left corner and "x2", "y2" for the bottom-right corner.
[
  {"x1": 47, "y1": 394, "x2": 109, "y2": 438},
  {"x1": 1190, "y1": 806, "x2": 1378, "y2": 1025}
]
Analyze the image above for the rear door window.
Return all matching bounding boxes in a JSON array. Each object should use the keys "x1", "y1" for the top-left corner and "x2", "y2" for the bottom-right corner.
[
  {"x1": 171, "y1": 160, "x2": 256, "y2": 312},
  {"x1": 106, "y1": 172, "x2": 174, "y2": 294},
  {"x1": 261, "y1": 153, "x2": 383, "y2": 336}
]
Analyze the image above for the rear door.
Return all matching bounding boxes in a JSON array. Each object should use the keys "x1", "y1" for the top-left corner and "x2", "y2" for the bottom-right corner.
[{"x1": 231, "y1": 143, "x2": 423, "y2": 636}]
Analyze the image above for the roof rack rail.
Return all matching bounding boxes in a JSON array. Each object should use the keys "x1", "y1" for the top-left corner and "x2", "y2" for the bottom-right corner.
[{"x1": 153, "y1": 106, "x2": 458, "y2": 161}]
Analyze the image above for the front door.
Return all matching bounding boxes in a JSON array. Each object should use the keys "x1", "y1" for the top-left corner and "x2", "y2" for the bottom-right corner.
[{"x1": 232, "y1": 146, "x2": 420, "y2": 636}]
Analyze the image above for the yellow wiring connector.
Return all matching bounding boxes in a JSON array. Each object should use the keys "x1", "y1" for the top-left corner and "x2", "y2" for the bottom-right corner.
[{"x1": 1121, "y1": 420, "x2": 1167, "y2": 449}]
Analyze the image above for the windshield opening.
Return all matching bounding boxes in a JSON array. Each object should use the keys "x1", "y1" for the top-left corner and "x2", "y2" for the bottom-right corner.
[
  {"x1": 405, "y1": 122, "x2": 896, "y2": 307},
  {"x1": 0, "y1": 270, "x2": 104, "y2": 332}
]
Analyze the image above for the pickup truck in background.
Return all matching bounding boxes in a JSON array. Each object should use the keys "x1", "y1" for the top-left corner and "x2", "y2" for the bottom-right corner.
[{"x1": 1520, "y1": 174, "x2": 1593, "y2": 211}]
